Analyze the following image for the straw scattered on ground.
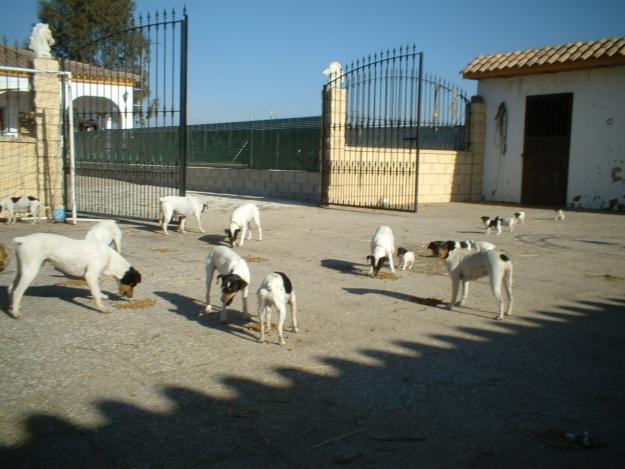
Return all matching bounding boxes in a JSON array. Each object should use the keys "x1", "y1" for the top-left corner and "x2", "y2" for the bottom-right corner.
[{"x1": 113, "y1": 298, "x2": 157, "y2": 310}]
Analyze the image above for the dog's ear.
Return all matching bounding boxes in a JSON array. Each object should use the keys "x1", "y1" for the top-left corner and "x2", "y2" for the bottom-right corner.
[
  {"x1": 234, "y1": 228, "x2": 241, "y2": 238},
  {"x1": 216, "y1": 274, "x2": 225, "y2": 284},
  {"x1": 202, "y1": 204, "x2": 209, "y2": 213},
  {"x1": 397, "y1": 247, "x2": 407, "y2": 256},
  {"x1": 239, "y1": 279, "x2": 248, "y2": 289},
  {"x1": 445, "y1": 241, "x2": 456, "y2": 251},
  {"x1": 366, "y1": 255, "x2": 373, "y2": 263},
  {"x1": 377, "y1": 257, "x2": 388, "y2": 270}
]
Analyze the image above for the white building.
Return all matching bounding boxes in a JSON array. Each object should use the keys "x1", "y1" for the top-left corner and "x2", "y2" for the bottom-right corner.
[
  {"x1": 463, "y1": 36, "x2": 625, "y2": 210},
  {"x1": 0, "y1": 45, "x2": 138, "y2": 135}
]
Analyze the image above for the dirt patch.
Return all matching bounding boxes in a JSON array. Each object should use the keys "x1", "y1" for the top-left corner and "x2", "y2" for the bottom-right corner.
[
  {"x1": 377, "y1": 272, "x2": 399, "y2": 280},
  {"x1": 113, "y1": 298, "x2": 157, "y2": 310},
  {"x1": 410, "y1": 296, "x2": 444, "y2": 307},
  {"x1": 585, "y1": 273, "x2": 625, "y2": 282},
  {"x1": 150, "y1": 248, "x2": 177, "y2": 254},
  {"x1": 243, "y1": 255, "x2": 268, "y2": 263},
  {"x1": 56, "y1": 279, "x2": 88, "y2": 287}
]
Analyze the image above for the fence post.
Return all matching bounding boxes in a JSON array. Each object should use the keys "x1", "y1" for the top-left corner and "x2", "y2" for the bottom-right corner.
[{"x1": 178, "y1": 10, "x2": 188, "y2": 196}]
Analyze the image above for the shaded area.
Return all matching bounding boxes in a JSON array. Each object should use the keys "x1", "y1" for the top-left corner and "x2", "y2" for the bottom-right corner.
[
  {"x1": 2, "y1": 298, "x2": 625, "y2": 467},
  {"x1": 320, "y1": 258, "x2": 368, "y2": 276}
]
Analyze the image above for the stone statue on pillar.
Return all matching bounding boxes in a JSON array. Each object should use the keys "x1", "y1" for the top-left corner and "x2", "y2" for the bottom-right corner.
[{"x1": 29, "y1": 23, "x2": 55, "y2": 59}]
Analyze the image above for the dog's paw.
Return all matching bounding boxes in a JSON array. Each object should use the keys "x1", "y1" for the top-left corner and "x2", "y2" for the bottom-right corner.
[
  {"x1": 445, "y1": 304, "x2": 454, "y2": 310},
  {"x1": 292, "y1": 326, "x2": 299, "y2": 333},
  {"x1": 205, "y1": 304, "x2": 213, "y2": 314}
]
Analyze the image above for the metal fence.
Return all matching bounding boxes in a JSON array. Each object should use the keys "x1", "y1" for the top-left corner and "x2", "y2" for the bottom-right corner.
[
  {"x1": 67, "y1": 8, "x2": 188, "y2": 220},
  {"x1": 320, "y1": 46, "x2": 470, "y2": 212}
]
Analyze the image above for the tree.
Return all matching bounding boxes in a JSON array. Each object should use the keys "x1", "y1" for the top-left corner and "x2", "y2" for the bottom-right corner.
[{"x1": 37, "y1": 0, "x2": 147, "y2": 69}]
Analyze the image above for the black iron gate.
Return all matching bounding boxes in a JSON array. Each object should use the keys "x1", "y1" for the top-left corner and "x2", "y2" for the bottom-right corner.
[
  {"x1": 65, "y1": 8, "x2": 188, "y2": 220},
  {"x1": 321, "y1": 47, "x2": 423, "y2": 212}
]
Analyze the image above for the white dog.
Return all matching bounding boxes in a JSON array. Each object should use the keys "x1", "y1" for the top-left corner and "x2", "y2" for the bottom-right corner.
[
  {"x1": 397, "y1": 247, "x2": 414, "y2": 271},
  {"x1": 555, "y1": 208, "x2": 565, "y2": 221},
  {"x1": 204, "y1": 246, "x2": 250, "y2": 323},
  {"x1": 368, "y1": 225, "x2": 395, "y2": 277},
  {"x1": 0, "y1": 196, "x2": 47, "y2": 224},
  {"x1": 85, "y1": 220, "x2": 122, "y2": 253},
  {"x1": 159, "y1": 195, "x2": 208, "y2": 235},
  {"x1": 225, "y1": 203, "x2": 262, "y2": 247},
  {"x1": 257, "y1": 272, "x2": 298, "y2": 345},
  {"x1": 8, "y1": 233, "x2": 141, "y2": 318},
  {"x1": 438, "y1": 241, "x2": 513, "y2": 320}
]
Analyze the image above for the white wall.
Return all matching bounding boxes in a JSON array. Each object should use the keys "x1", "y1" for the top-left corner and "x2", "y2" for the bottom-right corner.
[{"x1": 478, "y1": 65, "x2": 625, "y2": 209}]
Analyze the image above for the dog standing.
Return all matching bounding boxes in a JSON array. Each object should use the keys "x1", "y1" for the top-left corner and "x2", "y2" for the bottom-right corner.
[
  {"x1": 159, "y1": 195, "x2": 208, "y2": 235},
  {"x1": 555, "y1": 208, "x2": 565, "y2": 221},
  {"x1": 257, "y1": 272, "x2": 298, "y2": 345},
  {"x1": 225, "y1": 203, "x2": 262, "y2": 247},
  {"x1": 85, "y1": 220, "x2": 122, "y2": 253},
  {"x1": 0, "y1": 196, "x2": 47, "y2": 224},
  {"x1": 8, "y1": 233, "x2": 141, "y2": 318},
  {"x1": 204, "y1": 246, "x2": 250, "y2": 323},
  {"x1": 438, "y1": 240, "x2": 513, "y2": 320},
  {"x1": 368, "y1": 225, "x2": 395, "y2": 277},
  {"x1": 428, "y1": 240, "x2": 495, "y2": 257},
  {"x1": 397, "y1": 247, "x2": 414, "y2": 271},
  {"x1": 0, "y1": 242, "x2": 9, "y2": 272},
  {"x1": 481, "y1": 216, "x2": 502, "y2": 235}
]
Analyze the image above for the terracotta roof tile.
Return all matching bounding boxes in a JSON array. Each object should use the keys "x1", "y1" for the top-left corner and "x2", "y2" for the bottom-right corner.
[{"x1": 463, "y1": 36, "x2": 625, "y2": 78}]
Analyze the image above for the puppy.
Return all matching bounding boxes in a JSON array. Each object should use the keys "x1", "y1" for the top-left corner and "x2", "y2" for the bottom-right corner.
[
  {"x1": 514, "y1": 211, "x2": 525, "y2": 224},
  {"x1": 397, "y1": 247, "x2": 414, "y2": 271},
  {"x1": 0, "y1": 242, "x2": 9, "y2": 272},
  {"x1": 225, "y1": 203, "x2": 262, "y2": 247},
  {"x1": 204, "y1": 245, "x2": 250, "y2": 323},
  {"x1": 368, "y1": 225, "x2": 395, "y2": 277},
  {"x1": 257, "y1": 272, "x2": 298, "y2": 345},
  {"x1": 8, "y1": 233, "x2": 141, "y2": 318},
  {"x1": 0, "y1": 196, "x2": 46, "y2": 224},
  {"x1": 555, "y1": 208, "x2": 565, "y2": 221},
  {"x1": 481, "y1": 216, "x2": 502, "y2": 235},
  {"x1": 85, "y1": 220, "x2": 122, "y2": 253},
  {"x1": 159, "y1": 195, "x2": 208, "y2": 235},
  {"x1": 438, "y1": 240, "x2": 513, "y2": 320}
]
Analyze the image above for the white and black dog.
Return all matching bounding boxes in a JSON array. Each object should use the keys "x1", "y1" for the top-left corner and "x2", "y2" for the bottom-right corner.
[
  {"x1": 85, "y1": 220, "x2": 122, "y2": 253},
  {"x1": 257, "y1": 272, "x2": 298, "y2": 345},
  {"x1": 0, "y1": 242, "x2": 9, "y2": 272},
  {"x1": 8, "y1": 233, "x2": 141, "y2": 318},
  {"x1": 438, "y1": 240, "x2": 513, "y2": 320},
  {"x1": 159, "y1": 195, "x2": 208, "y2": 235},
  {"x1": 397, "y1": 247, "x2": 414, "y2": 271},
  {"x1": 368, "y1": 225, "x2": 395, "y2": 277},
  {"x1": 481, "y1": 212, "x2": 524, "y2": 235},
  {"x1": 204, "y1": 245, "x2": 250, "y2": 323},
  {"x1": 0, "y1": 196, "x2": 47, "y2": 224},
  {"x1": 427, "y1": 240, "x2": 495, "y2": 257},
  {"x1": 225, "y1": 203, "x2": 262, "y2": 247},
  {"x1": 554, "y1": 208, "x2": 565, "y2": 221}
]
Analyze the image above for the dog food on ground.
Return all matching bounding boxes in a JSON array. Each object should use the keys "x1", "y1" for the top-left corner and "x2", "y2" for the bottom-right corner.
[
  {"x1": 243, "y1": 255, "x2": 268, "y2": 263},
  {"x1": 114, "y1": 298, "x2": 156, "y2": 310}
]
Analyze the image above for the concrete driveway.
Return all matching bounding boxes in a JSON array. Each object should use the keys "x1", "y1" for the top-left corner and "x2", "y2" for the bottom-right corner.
[{"x1": 1, "y1": 197, "x2": 624, "y2": 467}]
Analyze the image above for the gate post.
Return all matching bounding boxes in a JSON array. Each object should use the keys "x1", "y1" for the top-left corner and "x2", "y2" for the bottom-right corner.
[
  {"x1": 178, "y1": 10, "x2": 189, "y2": 196},
  {"x1": 468, "y1": 96, "x2": 485, "y2": 201}
]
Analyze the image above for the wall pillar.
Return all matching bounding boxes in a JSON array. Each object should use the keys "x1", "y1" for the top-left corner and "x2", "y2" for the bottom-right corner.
[
  {"x1": 32, "y1": 57, "x2": 64, "y2": 214},
  {"x1": 468, "y1": 96, "x2": 485, "y2": 201}
]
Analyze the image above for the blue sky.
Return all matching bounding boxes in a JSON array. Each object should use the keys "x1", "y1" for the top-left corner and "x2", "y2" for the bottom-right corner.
[{"x1": 2, "y1": 0, "x2": 624, "y2": 124}]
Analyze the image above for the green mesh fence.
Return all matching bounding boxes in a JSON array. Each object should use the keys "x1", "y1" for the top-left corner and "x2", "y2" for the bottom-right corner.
[
  {"x1": 189, "y1": 116, "x2": 321, "y2": 171},
  {"x1": 75, "y1": 116, "x2": 321, "y2": 171}
]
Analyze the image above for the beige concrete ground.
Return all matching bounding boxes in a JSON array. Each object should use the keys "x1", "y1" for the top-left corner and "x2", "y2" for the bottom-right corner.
[{"x1": 0, "y1": 197, "x2": 624, "y2": 468}]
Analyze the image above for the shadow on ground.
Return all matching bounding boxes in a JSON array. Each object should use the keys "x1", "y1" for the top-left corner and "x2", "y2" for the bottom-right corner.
[{"x1": 2, "y1": 298, "x2": 625, "y2": 467}]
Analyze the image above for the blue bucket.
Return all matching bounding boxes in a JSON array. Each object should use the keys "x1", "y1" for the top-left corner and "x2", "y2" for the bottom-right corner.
[{"x1": 52, "y1": 208, "x2": 66, "y2": 222}]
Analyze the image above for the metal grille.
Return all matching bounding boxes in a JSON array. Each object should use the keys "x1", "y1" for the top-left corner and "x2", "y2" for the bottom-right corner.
[
  {"x1": 321, "y1": 47, "x2": 423, "y2": 212},
  {"x1": 320, "y1": 47, "x2": 469, "y2": 212},
  {"x1": 66, "y1": 9, "x2": 188, "y2": 220}
]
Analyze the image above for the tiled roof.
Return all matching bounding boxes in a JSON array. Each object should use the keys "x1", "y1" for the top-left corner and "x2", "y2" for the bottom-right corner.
[
  {"x1": 0, "y1": 45, "x2": 140, "y2": 82},
  {"x1": 463, "y1": 36, "x2": 625, "y2": 79}
]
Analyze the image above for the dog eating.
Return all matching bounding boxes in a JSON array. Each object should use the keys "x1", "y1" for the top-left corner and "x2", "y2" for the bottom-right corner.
[
  {"x1": 225, "y1": 202, "x2": 262, "y2": 247},
  {"x1": 204, "y1": 246, "x2": 250, "y2": 323},
  {"x1": 368, "y1": 225, "x2": 395, "y2": 277},
  {"x1": 159, "y1": 195, "x2": 208, "y2": 235},
  {"x1": 257, "y1": 272, "x2": 298, "y2": 345},
  {"x1": 8, "y1": 233, "x2": 141, "y2": 318},
  {"x1": 0, "y1": 196, "x2": 46, "y2": 224}
]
